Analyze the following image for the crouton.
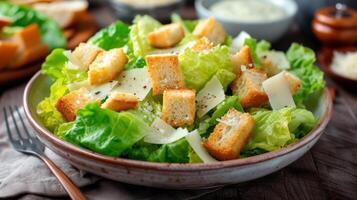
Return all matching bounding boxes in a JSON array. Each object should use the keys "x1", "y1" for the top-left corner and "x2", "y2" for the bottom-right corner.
[
  {"x1": 230, "y1": 68, "x2": 268, "y2": 108},
  {"x1": 161, "y1": 89, "x2": 196, "y2": 127},
  {"x1": 193, "y1": 17, "x2": 226, "y2": 45},
  {"x1": 0, "y1": 41, "x2": 18, "y2": 70},
  {"x1": 72, "y1": 43, "x2": 102, "y2": 71},
  {"x1": 145, "y1": 54, "x2": 185, "y2": 95},
  {"x1": 8, "y1": 24, "x2": 48, "y2": 69},
  {"x1": 101, "y1": 92, "x2": 138, "y2": 111},
  {"x1": 0, "y1": 16, "x2": 12, "y2": 30},
  {"x1": 231, "y1": 45, "x2": 253, "y2": 75},
  {"x1": 204, "y1": 108, "x2": 254, "y2": 160},
  {"x1": 191, "y1": 37, "x2": 214, "y2": 52},
  {"x1": 55, "y1": 88, "x2": 98, "y2": 121},
  {"x1": 282, "y1": 71, "x2": 301, "y2": 94},
  {"x1": 148, "y1": 23, "x2": 185, "y2": 49},
  {"x1": 88, "y1": 48, "x2": 128, "y2": 85}
]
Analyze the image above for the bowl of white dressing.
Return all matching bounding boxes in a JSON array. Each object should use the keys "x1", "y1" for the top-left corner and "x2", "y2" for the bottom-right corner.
[{"x1": 195, "y1": 0, "x2": 297, "y2": 42}]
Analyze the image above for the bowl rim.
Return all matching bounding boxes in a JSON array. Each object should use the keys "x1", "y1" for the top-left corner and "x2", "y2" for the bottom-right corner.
[
  {"x1": 195, "y1": 0, "x2": 298, "y2": 25},
  {"x1": 24, "y1": 72, "x2": 332, "y2": 172}
]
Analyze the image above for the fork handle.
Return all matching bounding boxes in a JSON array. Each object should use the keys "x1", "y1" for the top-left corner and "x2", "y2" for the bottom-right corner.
[{"x1": 40, "y1": 156, "x2": 87, "y2": 200}]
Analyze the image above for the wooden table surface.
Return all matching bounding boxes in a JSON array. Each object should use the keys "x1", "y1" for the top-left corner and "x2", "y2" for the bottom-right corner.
[{"x1": 1, "y1": 3, "x2": 356, "y2": 200}]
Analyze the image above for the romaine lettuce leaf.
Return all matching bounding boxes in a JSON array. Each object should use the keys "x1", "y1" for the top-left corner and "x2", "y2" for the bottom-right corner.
[
  {"x1": 128, "y1": 139, "x2": 189, "y2": 163},
  {"x1": 36, "y1": 79, "x2": 68, "y2": 132},
  {"x1": 129, "y1": 15, "x2": 161, "y2": 57},
  {"x1": 62, "y1": 103, "x2": 150, "y2": 156},
  {"x1": 129, "y1": 92, "x2": 162, "y2": 125},
  {"x1": 179, "y1": 46, "x2": 235, "y2": 91},
  {"x1": 242, "y1": 107, "x2": 316, "y2": 154},
  {"x1": 42, "y1": 48, "x2": 87, "y2": 82},
  {"x1": 88, "y1": 21, "x2": 130, "y2": 50},
  {"x1": 256, "y1": 40, "x2": 271, "y2": 52},
  {"x1": 0, "y1": 2, "x2": 66, "y2": 49},
  {"x1": 286, "y1": 43, "x2": 325, "y2": 106}
]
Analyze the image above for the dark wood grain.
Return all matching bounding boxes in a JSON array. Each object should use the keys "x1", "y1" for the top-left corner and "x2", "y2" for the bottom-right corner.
[{"x1": 1, "y1": 3, "x2": 356, "y2": 200}]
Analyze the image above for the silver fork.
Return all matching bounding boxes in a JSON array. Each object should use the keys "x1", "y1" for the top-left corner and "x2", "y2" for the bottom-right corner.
[{"x1": 3, "y1": 106, "x2": 86, "y2": 200}]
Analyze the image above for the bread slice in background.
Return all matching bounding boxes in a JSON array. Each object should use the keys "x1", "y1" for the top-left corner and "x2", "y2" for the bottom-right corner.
[
  {"x1": 204, "y1": 108, "x2": 254, "y2": 160},
  {"x1": 8, "y1": 24, "x2": 48, "y2": 69},
  {"x1": 33, "y1": 0, "x2": 88, "y2": 28},
  {"x1": 0, "y1": 41, "x2": 18, "y2": 70}
]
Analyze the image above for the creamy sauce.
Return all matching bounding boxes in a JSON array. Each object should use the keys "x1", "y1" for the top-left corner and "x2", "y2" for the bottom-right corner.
[{"x1": 210, "y1": 0, "x2": 286, "y2": 23}]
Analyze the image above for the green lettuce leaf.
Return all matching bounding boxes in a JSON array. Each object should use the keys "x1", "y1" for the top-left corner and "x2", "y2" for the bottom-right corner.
[
  {"x1": 256, "y1": 40, "x2": 271, "y2": 52},
  {"x1": 0, "y1": 2, "x2": 66, "y2": 49},
  {"x1": 242, "y1": 107, "x2": 316, "y2": 154},
  {"x1": 88, "y1": 21, "x2": 130, "y2": 50},
  {"x1": 179, "y1": 46, "x2": 235, "y2": 91},
  {"x1": 129, "y1": 139, "x2": 189, "y2": 163},
  {"x1": 129, "y1": 92, "x2": 162, "y2": 125},
  {"x1": 62, "y1": 103, "x2": 150, "y2": 156},
  {"x1": 124, "y1": 41, "x2": 146, "y2": 69},
  {"x1": 129, "y1": 15, "x2": 161, "y2": 57},
  {"x1": 36, "y1": 79, "x2": 68, "y2": 132},
  {"x1": 42, "y1": 48, "x2": 87, "y2": 82},
  {"x1": 286, "y1": 43, "x2": 325, "y2": 106}
]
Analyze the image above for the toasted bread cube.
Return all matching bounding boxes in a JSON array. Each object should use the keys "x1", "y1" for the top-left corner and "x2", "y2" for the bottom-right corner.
[
  {"x1": 231, "y1": 45, "x2": 253, "y2": 75},
  {"x1": 203, "y1": 108, "x2": 254, "y2": 160},
  {"x1": 72, "y1": 43, "x2": 102, "y2": 71},
  {"x1": 9, "y1": 24, "x2": 48, "y2": 69},
  {"x1": 231, "y1": 68, "x2": 268, "y2": 108},
  {"x1": 161, "y1": 89, "x2": 196, "y2": 127},
  {"x1": 0, "y1": 41, "x2": 18, "y2": 69},
  {"x1": 282, "y1": 71, "x2": 301, "y2": 94},
  {"x1": 193, "y1": 17, "x2": 226, "y2": 45},
  {"x1": 55, "y1": 88, "x2": 98, "y2": 121},
  {"x1": 0, "y1": 16, "x2": 12, "y2": 30},
  {"x1": 88, "y1": 48, "x2": 128, "y2": 85},
  {"x1": 101, "y1": 92, "x2": 138, "y2": 111},
  {"x1": 146, "y1": 54, "x2": 185, "y2": 95},
  {"x1": 148, "y1": 23, "x2": 185, "y2": 49},
  {"x1": 191, "y1": 37, "x2": 214, "y2": 52}
]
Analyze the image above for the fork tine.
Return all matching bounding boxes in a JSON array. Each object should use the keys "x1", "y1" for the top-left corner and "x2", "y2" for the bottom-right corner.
[
  {"x1": 8, "y1": 106, "x2": 25, "y2": 141},
  {"x1": 3, "y1": 107, "x2": 15, "y2": 143},
  {"x1": 15, "y1": 106, "x2": 34, "y2": 140}
]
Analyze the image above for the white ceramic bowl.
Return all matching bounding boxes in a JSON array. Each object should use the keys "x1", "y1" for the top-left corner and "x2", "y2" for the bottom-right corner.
[
  {"x1": 195, "y1": 0, "x2": 298, "y2": 42},
  {"x1": 24, "y1": 72, "x2": 332, "y2": 189}
]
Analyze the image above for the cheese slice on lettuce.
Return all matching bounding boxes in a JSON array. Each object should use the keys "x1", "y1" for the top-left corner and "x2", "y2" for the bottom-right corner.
[
  {"x1": 144, "y1": 118, "x2": 189, "y2": 144},
  {"x1": 185, "y1": 130, "x2": 217, "y2": 163},
  {"x1": 196, "y1": 76, "x2": 225, "y2": 117},
  {"x1": 113, "y1": 68, "x2": 152, "y2": 101},
  {"x1": 263, "y1": 71, "x2": 296, "y2": 110}
]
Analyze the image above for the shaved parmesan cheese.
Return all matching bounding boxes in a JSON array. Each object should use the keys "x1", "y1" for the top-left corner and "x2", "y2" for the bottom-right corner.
[
  {"x1": 258, "y1": 51, "x2": 290, "y2": 75},
  {"x1": 89, "y1": 81, "x2": 118, "y2": 100},
  {"x1": 196, "y1": 76, "x2": 225, "y2": 117},
  {"x1": 67, "y1": 80, "x2": 117, "y2": 100},
  {"x1": 262, "y1": 71, "x2": 295, "y2": 110},
  {"x1": 185, "y1": 130, "x2": 217, "y2": 163},
  {"x1": 63, "y1": 50, "x2": 82, "y2": 70},
  {"x1": 113, "y1": 68, "x2": 152, "y2": 101},
  {"x1": 232, "y1": 31, "x2": 251, "y2": 50},
  {"x1": 144, "y1": 118, "x2": 189, "y2": 144}
]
